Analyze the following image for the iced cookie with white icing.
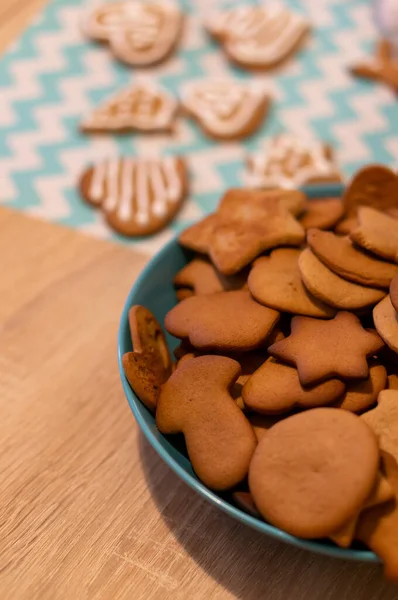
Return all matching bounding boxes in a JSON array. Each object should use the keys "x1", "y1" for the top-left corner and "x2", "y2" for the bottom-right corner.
[
  {"x1": 206, "y1": 4, "x2": 310, "y2": 70},
  {"x1": 80, "y1": 81, "x2": 178, "y2": 133},
  {"x1": 79, "y1": 156, "x2": 188, "y2": 236},
  {"x1": 180, "y1": 79, "x2": 270, "y2": 140},
  {"x1": 81, "y1": 1, "x2": 183, "y2": 67},
  {"x1": 245, "y1": 134, "x2": 342, "y2": 189}
]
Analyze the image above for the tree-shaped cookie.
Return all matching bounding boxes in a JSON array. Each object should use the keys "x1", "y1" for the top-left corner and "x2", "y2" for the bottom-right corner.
[
  {"x1": 156, "y1": 355, "x2": 257, "y2": 490},
  {"x1": 351, "y1": 39, "x2": 398, "y2": 94}
]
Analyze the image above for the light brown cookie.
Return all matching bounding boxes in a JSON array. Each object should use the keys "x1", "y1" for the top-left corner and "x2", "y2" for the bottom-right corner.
[
  {"x1": 178, "y1": 213, "x2": 217, "y2": 255},
  {"x1": 356, "y1": 451, "x2": 398, "y2": 582},
  {"x1": 80, "y1": 81, "x2": 178, "y2": 134},
  {"x1": 268, "y1": 311, "x2": 384, "y2": 386},
  {"x1": 373, "y1": 295, "x2": 398, "y2": 354},
  {"x1": 122, "y1": 305, "x2": 172, "y2": 412},
  {"x1": 350, "y1": 207, "x2": 398, "y2": 263},
  {"x1": 81, "y1": 1, "x2": 135, "y2": 41},
  {"x1": 232, "y1": 491, "x2": 261, "y2": 519},
  {"x1": 330, "y1": 470, "x2": 393, "y2": 548},
  {"x1": 362, "y1": 390, "x2": 398, "y2": 462},
  {"x1": 210, "y1": 191, "x2": 305, "y2": 275},
  {"x1": 246, "y1": 134, "x2": 342, "y2": 189},
  {"x1": 299, "y1": 197, "x2": 344, "y2": 230},
  {"x1": 79, "y1": 156, "x2": 187, "y2": 236},
  {"x1": 156, "y1": 355, "x2": 257, "y2": 490},
  {"x1": 343, "y1": 164, "x2": 398, "y2": 216},
  {"x1": 174, "y1": 257, "x2": 246, "y2": 296},
  {"x1": 217, "y1": 187, "x2": 306, "y2": 218},
  {"x1": 248, "y1": 249, "x2": 336, "y2": 318},
  {"x1": 390, "y1": 274, "x2": 398, "y2": 313},
  {"x1": 298, "y1": 248, "x2": 385, "y2": 310},
  {"x1": 307, "y1": 228, "x2": 398, "y2": 289},
  {"x1": 175, "y1": 288, "x2": 194, "y2": 302},
  {"x1": 230, "y1": 351, "x2": 268, "y2": 409},
  {"x1": 164, "y1": 290, "x2": 280, "y2": 352},
  {"x1": 206, "y1": 5, "x2": 309, "y2": 70},
  {"x1": 332, "y1": 361, "x2": 387, "y2": 413},
  {"x1": 181, "y1": 79, "x2": 270, "y2": 140},
  {"x1": 248, "y1": 413, "x2": 284, "y2": 442},
  {"x1": 335, "y1": 215, "x2": 358, "y2": 235},
  {"x1": 388, "y1": 374, "x2": 398, "y2": 390},
  {"x1": 351, "y1": 39, "x2": 398, "y2": 94},
  {"x1": 243, "y1": 356, "x2": 346, "y2": 414},
  {"x1": 248, "y1": 408, "x2": 379, "y2": 538}
]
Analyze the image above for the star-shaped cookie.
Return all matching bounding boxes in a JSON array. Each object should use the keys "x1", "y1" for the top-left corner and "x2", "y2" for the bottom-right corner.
[
  {"x1": 268, "y1": 311, "x2": 384, "y2": 386},
  {"x1": 351, "y1": 39, "x2": 398, "y2": 94}
]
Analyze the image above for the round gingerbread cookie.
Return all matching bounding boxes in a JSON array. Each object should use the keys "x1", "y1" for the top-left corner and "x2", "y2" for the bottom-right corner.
[{"x1": 79, "y1": 156, "x2": 188, "y2": 237}]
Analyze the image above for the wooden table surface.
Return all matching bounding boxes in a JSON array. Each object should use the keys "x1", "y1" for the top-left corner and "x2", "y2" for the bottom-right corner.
[{"x1": 1, "y1": 2, "x2": 398, "y2": 599}]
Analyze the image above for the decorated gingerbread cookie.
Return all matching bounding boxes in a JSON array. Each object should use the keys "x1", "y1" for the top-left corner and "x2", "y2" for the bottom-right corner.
[
  {"x1": 82, "y1": 1, "x2": 183, "y2": 67},
  {"x1": 246, "y1": 134, "x2": 342, "y2": 189},
  {"x1": 206, "y1": 5, "x2": 310, "y2": 70},
  {"x1": 80, "y1": 81, "x2": 178, "y2": 133},
  {"x1": 180, "y1": 79, "x2": 270, "y2": 140},
  {"x1": 79, "y1": 156, "x2": 187, "y2": 236}
]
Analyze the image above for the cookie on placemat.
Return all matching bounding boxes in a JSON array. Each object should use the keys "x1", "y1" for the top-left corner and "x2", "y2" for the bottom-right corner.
[
  {"x1": 350, "y1": 207, "x2": 398, "y2": 263},
  {"x1": 180, "y1": 79, "x2": 270, "y2": 140},
  {"x1": 174, "y1": 257, "x2": 247, "y2": 296},
  {"x1": 350, "y1": 39, "x2": 398, "y2": 94},
  {"x1": 299, "y1": 197, "x2": 344, "y2": 230},
  {"x1": 333, "y1": 361, "x2": 387, "y2": 413},
  {"x1": 246, "y1": 134, "x2": 342, "y2": 189},
  {"x1": 356, "y1": 451, "x2": 398, "y2": 582},
  {"x1": 156, "y1": 355, "x2": 257, "y2": 490},
  {"x1": 80, "y1": 81, "x2": 178, "y2": 133},
  {"x1": 164, "y1": 290, "x2": 280, "y2": 352},
  {"x1": 390, "y1": 274, "x2": 398, "y2": 313},
  {"x1": 206, "y1": 5, "x2": 309, "y2": 70},
  {"x1": 242, "y1": 357, "x2": 346, "y2": 414},
  {"x1": 298, "y1": 248, "x2": 385, "y2": 310},
  {"x1": 79, "y1": 156, "x2": 187, "y2": 236},
  {"x1": 268, "y1": 312, "x2": 384, "y2": 386},
  {"x1": 307, "y1": 228, "x2": 398, "y2": 289},
  {"x1": 342, "y1": 164, "x2": 398, "y2": 217},
  {"x1": 81, "y1": 1, "x2": 136, "y2": 40},
  {"x1": 373, "y1": 295, "x2": 398, "y2": 354},
  {"x1": 248, "y1": 408, "x2": 379, "y2": 538},
  {"x1": 122, "y1": 306, "x2": 172, "y2": 412},
  {"x1": 248, "y1": 249, "x2": 335, "y2": 318}
]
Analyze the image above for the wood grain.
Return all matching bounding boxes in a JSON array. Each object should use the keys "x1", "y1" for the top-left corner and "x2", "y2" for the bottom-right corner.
[{"x1": 0, "y1": 207, "x2": 398, "y2": 600}]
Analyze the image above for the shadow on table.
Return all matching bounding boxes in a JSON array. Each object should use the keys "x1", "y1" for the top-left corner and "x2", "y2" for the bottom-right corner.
[{"x1": 139, "y1": 433, "x2": 398, "y2": 600}]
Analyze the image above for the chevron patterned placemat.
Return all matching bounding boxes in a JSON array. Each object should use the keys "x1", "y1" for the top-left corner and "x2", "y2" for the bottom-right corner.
[{"x1": 0, "y1": 0, "x2": 396, "y2": 255}]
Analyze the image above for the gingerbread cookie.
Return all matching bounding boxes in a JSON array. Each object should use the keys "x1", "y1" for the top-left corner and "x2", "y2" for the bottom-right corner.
[
  {"x1": 80, "y1": 81, "x2": 178, "y2": 133},
  {"x1": 178, "y1": 214, "x2": 217, "y2": 255},
  {"x1": 343, "y1": 164, "x2": 398, "y2": 217},
  {"x1": 243, "y1": 357, "x2": 346, "y2": 414},
  {"x1": 232, "y1": 491, "x2": 261, "y2": 519},
  {"x1": 248, "y1": 413, "x2": 283, "y2": 442},
  {"x1": 390, "y1": 274, "x2": 398, "y2": 313},
  {"x1": 333, "y1": 361, "x2": 387, "y2": 413},
  {"x1": 79, "y1": 156, "x2": 187, "y2": 236},
  {"x1": 83, "y1": 1, "x2": 184, "y2": 67},
  {"x1": 122, "y1": 305, "x2": 172, "y2": 412},
  {"x1": 298, "y1": 248, "x2": 385, "y2": 310},
  {"x1": 388, "y1": 374, "x2": 398, "y2": 390},
  {"x1": 373, "y1": 295, "x2": 398, "y2": 354},
  {"x1": 362, "y1": 390, "x2": 398, "y2": 467},
  {"x1": 175, "y1": 288, "x2": 194, "y2": 302},
  {"x1": 335, "y1": 215, "x2": 358, "y2": 235},
  {"x1": 356, "y1": 451, "x2": 398, "y2": 581},
  {"x1": 268, "y1": 312, "x2": 384, "y2": 386},
  {"x1": 248, "y1": 249, "x2": 336, "y2": 318},
  {"x1": 299, "y1": 197, "x2": 344, "y2": 231},
  {"x1": 217, "y1": 188, "x2": 306, "y2": 219},
  {"x1": 164, "y1": 291, "x2": 280, "y2": 352},
  {"x1": 350, "y1": 207, "x2": 398, "y2": 263},
  {"x1": 307, "y1": 228, "x2": 398, "y2": 289},
  {"x1": 174, "y1": 257, "x2": 247, "y2": 296},
  {"x1": 180, "y1": 79, "x2": 270, "y2": 140},
  {"x1": 351, "y1": 39, "x2": 398, "y2": 94},
  {"x1": 156, "y1": 355, "x2": 257, "y2": 490},
  {"x1": 246, "y1": 134, "x2": 342, "y2": 190},
  {"x1": 248, "y1": 408, "x2": 379, "y2": 538},
  {"x1": 206, "y1": 5, "x2": 309, "y2": 70}
]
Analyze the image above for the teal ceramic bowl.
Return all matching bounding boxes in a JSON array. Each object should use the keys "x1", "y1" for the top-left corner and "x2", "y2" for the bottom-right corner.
[{"x1": 118, "y1": 186, "x2": 379, "y2": 564}]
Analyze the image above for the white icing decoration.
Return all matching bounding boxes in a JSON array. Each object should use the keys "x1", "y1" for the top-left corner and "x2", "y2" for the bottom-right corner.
[
  {"x1": 181, "y1": 79, "x2": 267, "y2": 137},
  {"x1": 89, "y1": 161, "x2": 107, "y2": 203},
  {"x1": 246, "y1": 134, "x2": 340, "y2": 189},
  {"x1": 118, "y1": 158, "x2": 135, "y2": 222},
  {"x1": 103, "y1": 159, "x2": 120, "y2": 211},
  {"x1": 207, "y1": 5, "x2": 309, "y2": 66},
  {"x1": 81, "y1": 81, "x2": 178, "y2": 132},
  {"x1": 163, "y1": 157, "x2": 181, "y2": 201},
  {"x1": 150, "y1": 161, "x2": 169, "y2": 218},
  {"x1": 136, "y1": 160, "x2": 150, "y2": 225}
]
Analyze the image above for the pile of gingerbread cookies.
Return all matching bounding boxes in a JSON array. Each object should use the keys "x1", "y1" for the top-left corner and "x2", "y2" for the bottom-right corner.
[{"x1": 123, "y1": 162, "x2": 398, "y2": 580}]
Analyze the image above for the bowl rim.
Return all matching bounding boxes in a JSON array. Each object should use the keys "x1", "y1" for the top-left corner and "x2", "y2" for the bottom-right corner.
[{"x1": 117, "y1": 235, "x2": 379, "y2": 564}]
